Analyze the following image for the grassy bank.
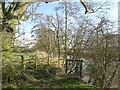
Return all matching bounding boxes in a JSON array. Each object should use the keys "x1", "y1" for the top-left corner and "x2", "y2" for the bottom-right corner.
[{"x1": 2, "y1": 64, "x2": 101, "y2": 89}]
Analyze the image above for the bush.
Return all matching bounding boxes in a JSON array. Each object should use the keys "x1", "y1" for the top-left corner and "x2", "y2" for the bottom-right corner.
[{"x1": 2, "y1": 64, "x2": 19, "y2": 84}]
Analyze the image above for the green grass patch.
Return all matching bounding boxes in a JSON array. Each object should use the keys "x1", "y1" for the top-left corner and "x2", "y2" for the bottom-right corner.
[{"x1": 3, "y1": 63, "x2": 101, "y2": 89}]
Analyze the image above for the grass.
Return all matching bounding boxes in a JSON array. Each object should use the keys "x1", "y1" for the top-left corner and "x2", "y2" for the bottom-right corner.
[
  {"x1": 2, "y1": 54, "x2": 102, "y2": 89},
  {"x1": 3, "y1": 73, "x2": 100, "y2": 89},
  {"x1": 14, "y1": 75, "x2": 100, "y2": 89}
]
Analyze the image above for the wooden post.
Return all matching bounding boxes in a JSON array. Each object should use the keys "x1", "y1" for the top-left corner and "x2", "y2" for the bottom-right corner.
[
  {"x1": 80, "y1": 60, "x2": 83, "y2": 78},
  {"x1": 48, "y1": 57, "x2": 50, "y2": 66},
  {"x1": 29, "y1": 56, "x2": 31, "y2": 64},
  {"x1": 75, "y1": 61, "x2": 78, "y2": 74},
  {"x1": 21, "y1": 55, "x2": 25, "y2": 70},
  {"x1": 58, "y1": 57, "x2": 59, "y2": 65},
  {"x1": 65, "y1": 60, "x2": 68, "y2": 74},
  {"x1": 35, "y1": 54, "x2": 38, "y2": 69}
]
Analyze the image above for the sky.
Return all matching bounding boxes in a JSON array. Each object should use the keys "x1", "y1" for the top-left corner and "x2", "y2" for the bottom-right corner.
[{"x1": 15, "y1": 1, "x2": 119, "y2": 47}]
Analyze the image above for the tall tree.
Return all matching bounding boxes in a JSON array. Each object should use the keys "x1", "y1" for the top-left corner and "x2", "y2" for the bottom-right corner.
[
  {"x1": 85, "y1": 17, "x2": 118, "y2": 88},
  {"x1": 0, "y1": 0, "x2": 103, "y2": 58},
  {"x1": 0, "y1": 1, "x2": 32, "y2": 57}
]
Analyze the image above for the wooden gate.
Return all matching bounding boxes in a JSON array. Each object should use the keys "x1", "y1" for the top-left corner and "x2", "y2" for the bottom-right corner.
[
  {"x1": 65, "y1": 59, "x2": 83, "y2": 78},
  {"x1": 20, "y1": 55, "x2": 65, "y2": 70}
]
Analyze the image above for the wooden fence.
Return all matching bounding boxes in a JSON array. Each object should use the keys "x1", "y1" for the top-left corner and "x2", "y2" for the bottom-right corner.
[
  {"x1": 20, "y1": 55, "x2": 65, "y2": 70},
  {"x1": 12, "y1": 55, "x2": 83, "y2": 77}
]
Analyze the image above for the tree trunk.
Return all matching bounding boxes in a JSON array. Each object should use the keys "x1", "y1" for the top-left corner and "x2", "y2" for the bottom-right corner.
[
  {"x1": 0, "y1": 2, "x2": 31, "y2": 58},
  {"x1": 64, "y1": 2, "x2": 68, "y2": 60},
  {"x1": 1, "y1": 31, "x2": 14, "y2": 57},
  {"x1": 0, "y1": 2, "x2": 3, "y2": 89}
]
